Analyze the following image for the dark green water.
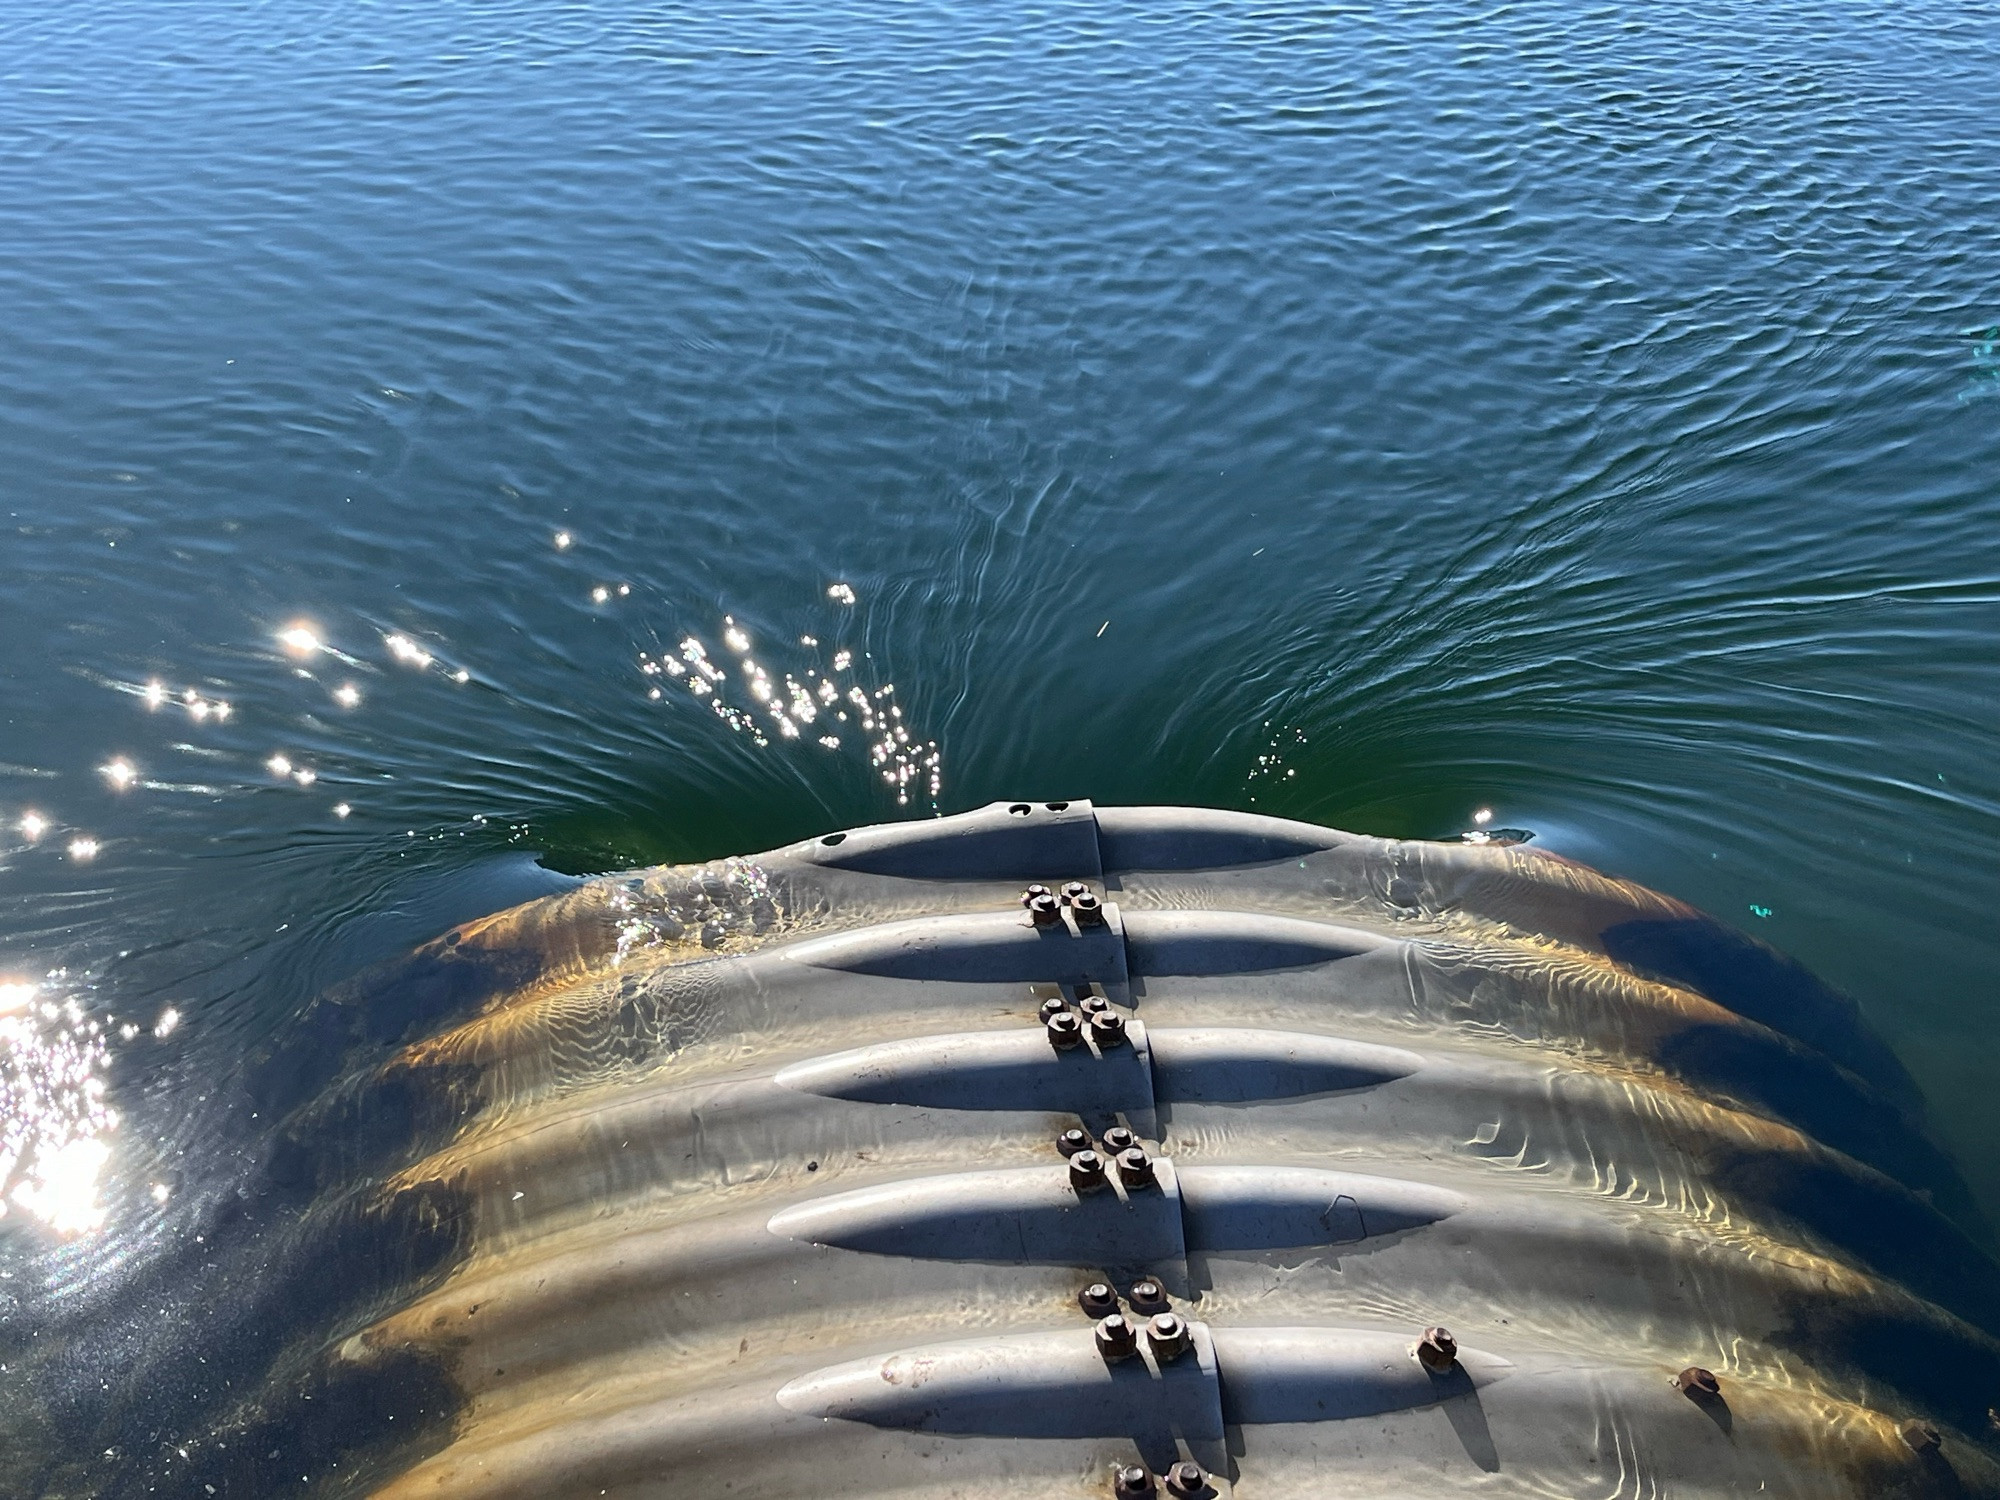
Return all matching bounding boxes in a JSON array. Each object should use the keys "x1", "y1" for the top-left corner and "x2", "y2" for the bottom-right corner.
[{"x1": 2, "y1": 0, "x2": 1999, "y2": 1484}]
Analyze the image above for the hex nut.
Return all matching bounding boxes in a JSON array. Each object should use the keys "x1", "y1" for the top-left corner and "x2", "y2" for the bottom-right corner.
[
  {"x1": 1112, "y1": 1465, "x2": 1156, "y2": 1498},
  {"x1": 1079, "y1": 1282, "x2": 1120, "y2": 1318},
  {"x1": 1029, "y1": 892, "x2": 1062, "y2": 925},
  {"x1": 1061, "y1": 881, "x2": 1091, "y2": 903},
  {"x1": 1021, "y1": 884, "x2": 1052, "y2": 908},
  {"x1": 1165, "y1": 1460, "x2": 1206, "y2": 1498},
  {"x1": 1116, "y1": 1146, "x2": 1155, "y2": 1188},
  {"x1": 1416, "y1": 1326, "x2": 1458, "y2": 1372},
  {"x1": 1073, "y1": 891, "x2": 1106, "y2": 925},
  {"x1": 1091, "y1": 1011, "x2": 1129, "y2": 1048},
  {"x1": 1095, "y1": 1314, "x2": 1138, "y2": 1361},
  {"x1": 1056, "y1": 1127, "x2": 1093, "y2": 1157},
  {"x1": 1079, "y1": 994, "x2": 1111, "y2": 1016},
  {"x1": 1101, "y1": 1126, "x2": 1137, "y2": 1153},
  {"x1": 1047, "y1": 1011, "x2": 1084, "y2": 1050},
  {"x1": 1147, "y1": 1312, "x2": 1190, "y2": 1361},
  {"x1": 1901, "y1": 1419, "x2": 1942, "y2": 1454},
  {"x1": 1069, "y1": 1149, "x2": 1109, "y2": 1193},
  {"x1": 1039, "y1": 996, "x2": 1071, "y2": 1023},
  {"x1": 1675, "y1": 1366, "x2": 1721, "y2": 1399},
  {"x1": 1128, "y1": 1279, "x2": 1169, "y2": 1315}
]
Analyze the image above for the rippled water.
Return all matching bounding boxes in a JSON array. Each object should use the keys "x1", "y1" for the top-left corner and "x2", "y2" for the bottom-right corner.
[{"x1": 2, "y1": 0, "x2": 1998, "y2": 1490}]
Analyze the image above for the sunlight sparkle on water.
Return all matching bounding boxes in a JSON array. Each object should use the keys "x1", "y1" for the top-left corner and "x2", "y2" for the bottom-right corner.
[
  {"x1": 67, "y1": 838, "x2": 99, "y2": 861},
  {"x1": 0, "y1": 979, "x2": 117, "y2": 1235},
  {"x1": 643, "y1": 606, "x2": 942, "y2": 805},
  {"x1": 278, "y1": 625, "x2": 323, "y2": 656},
  {"x1": 385, "y1": 634, "x2": 432, "y2": 668},
  {"x1": 19, "y1": 812, "x2": 47, "y2": 841},
  {"x1": 333, "y1": 683, "x2": 361, "y2": 708},
  {"x1": 100, "y1": 758, "x2": 136, "y2": 790}
]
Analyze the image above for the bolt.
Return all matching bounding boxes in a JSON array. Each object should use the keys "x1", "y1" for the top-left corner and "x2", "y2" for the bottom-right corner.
[
  {"x1": 1128, "y1": 1279, "x2": 1169, "y2": 1315},
  {"x1": 1069, "y1": 1149, "x2": 1109, "y2": 1193},
  {"x1": 1079, "y1": 994, "x2": 1111, "y2": 1016},
  {"x1": 1057, "y1": 1127, "x2": 1093, "y2": 1157},
  {"x1": 1062, "y1": 881, "x2": 1091, "y2": 903},
  {"x1": 1047, "y1": 1011, "x2": 1084, "y2": 1050},
  {"x1": 1101, "y1": 1126, "x2": 1137, "y2": 1153},
  {"x1": 1675, "y1": 1366, "x2": 1721, "y2": 1400},
  {"x1": 1416, "y1": 1326, "x2": 1458, "y2": 1372},
  {"x1": 1021, "y1": 884, "x2": 1052, "y2": 908},
  {"x1": 1029, "y1": 892, "x2": 1061, "y2": 926},
  {"x1": 1091, "y1": 1011, "x2": 1129, "y2": 1048},
  {"x1": 1900, "y1": 1419, "x2": 1942, "y2": 1454},
  {"x1": 1080, "y1": 1282, "x2": 1120, "y2": 1318},
  {"x1": 1116, "y1": 1146, "x2": 1155, "y2": 1187},
  {"x1": 1095, "y1": 1313, "x2": 1138, "y2": 1361},
  {"x1": 1147, "y1": 1312, "x2": 1190, "y2": 1361},
  {"x1": 1165, "y1": 1460, "x2": 1206, "y2": 1498},
  {"x1": 1039, "y1": 996, "x2": 1071, "y2": 1023},
  {"x1": 1112, "y1": 1465, "x2": 1155, "y2": 1498},
  {"x1": 1073, "y1": 891, "x2": 1106, "y2": 925}
]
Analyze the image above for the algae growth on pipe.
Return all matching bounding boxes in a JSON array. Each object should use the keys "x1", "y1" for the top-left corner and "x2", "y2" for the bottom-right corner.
[{"x1": 35, "y1": 801, "x2": 2000, "y2": 1497}]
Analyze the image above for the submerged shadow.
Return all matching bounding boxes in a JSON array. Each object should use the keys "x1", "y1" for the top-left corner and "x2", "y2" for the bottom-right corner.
[{"x1": 1429, "y1": 1366, "x2": 1499, "y2": 1472}]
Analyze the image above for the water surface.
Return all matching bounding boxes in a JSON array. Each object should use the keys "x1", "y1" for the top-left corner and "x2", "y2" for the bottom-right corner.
[{"x1": 2, "y1": 0, "x2": 1999, "y2": 1490}]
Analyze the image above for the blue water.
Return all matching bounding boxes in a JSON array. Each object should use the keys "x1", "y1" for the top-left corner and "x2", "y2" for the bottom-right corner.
[{"x1": 2, "y1": 0, "x2": 1999, "y2": 1490}]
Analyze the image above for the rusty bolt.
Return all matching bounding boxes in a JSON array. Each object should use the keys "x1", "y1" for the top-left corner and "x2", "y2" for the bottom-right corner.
[
  {"x1": 1029, "y1": 892, "x2": 1062, "y2": 926},
  {"x1": 1039, "y1": 997, "x2": 1072, "y2": 1025},
  {"x1": 1165, "y1": 1460, "x2": 1206, "y2": 1498},
  {"x1": 1021, "y1": 884, "x2": 1052, "y2": 908},
  {"x1": 1416, "y1": 1326, "x2": 1458, "y2": 1372},
  {"x1": 1095, "y1": 1313, "x2": 1138, "y2": 1361},
  {"x1": 1901, "y1": 1419, "x2": 1942, "y2": 1454},
  {"x1": 1112, "y1": 1466, "x2": 1156, "y2": 1498},
  {"x1": 1073, "y1": 891, "x2": 1105, "y2": 925},
  {"x1": 1062, "y1": 881, "x2": 1091, "y2": 902},
  {"x1": 1675, "y1": 1366, "x2": 1721, "y2": 1400},
  {"x1": 1101, "y1": 1126, "x2": 1137, "y2": 1153},
  {"x1": 1128, "y1": 1279, "x2": 1169, "y2": 1315},
  {"x1": 1079, "y1": 993, "x2": 1111, "y2": 1016},
  {"x1": 1047, "y1": 1011, "x2": 1084, "y2": 1050},
  {"x1": 1147, "y1": 1312, "x2": 1190, "y2": 1362},
  {"x1": 1057, "y1": 1127, "x2": 1092, "y2": 1157},
  {"x1": 1069, "y1": 1149, "x2": 1109, "y2": 1193},
  {"x1": 1091, "y1": 1011, "x2": 1129, "y2": 1048},
  {"x1": 1080, "y1": 1282, "x2": 1120, "y2": 1318},
  {"x1": 1117, "y1": 1146, "x2": 1155, "y2": 1188}
]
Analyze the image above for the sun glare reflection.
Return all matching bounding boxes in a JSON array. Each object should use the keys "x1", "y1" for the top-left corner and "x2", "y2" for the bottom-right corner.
[
  {"x1": 0, "y1": 978, "x2": 117, "y2": 1235},
  {"x1": 638, "y1": 605, "x2": 942, "y2": 806},
  {"x1": 385, "y1": 633, "x2": 433, "y2": 668}
]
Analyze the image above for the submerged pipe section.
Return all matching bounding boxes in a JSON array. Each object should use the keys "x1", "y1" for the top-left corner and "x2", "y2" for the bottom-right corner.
[{"x1": 179, "y1": 801, "x2": 2000, "y2": 1499}]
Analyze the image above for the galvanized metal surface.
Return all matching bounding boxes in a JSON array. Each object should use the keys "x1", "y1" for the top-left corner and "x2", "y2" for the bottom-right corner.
[{"x1": 332, "y1": 800, "x2": 2000, "y2": 1497}]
